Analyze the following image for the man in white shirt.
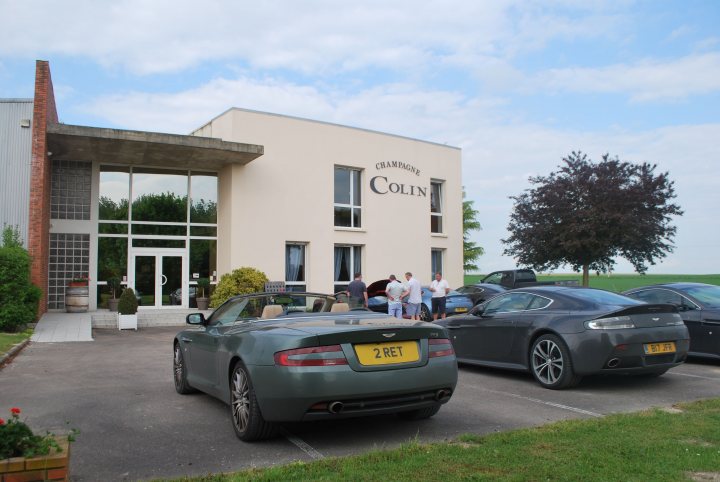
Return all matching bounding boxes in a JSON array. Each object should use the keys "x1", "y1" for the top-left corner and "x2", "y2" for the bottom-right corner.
[
  {"x1": 404, "y1": 272, "x2": 422, "y2": 320},
  {"x1": 385, "y1": 274, "x2": 408, "y2": 319},
  {"x1": 429, "y1": 272, "x2": 450, "y2": 320}
]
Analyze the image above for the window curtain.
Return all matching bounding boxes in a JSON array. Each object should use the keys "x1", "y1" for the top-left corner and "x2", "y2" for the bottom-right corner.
[
  {"x1": 334, "y1": 246, "x2": 349, "y2": 281},
  {"x1": 286, "y1": 245, "x2": 303, "y2": 282}
]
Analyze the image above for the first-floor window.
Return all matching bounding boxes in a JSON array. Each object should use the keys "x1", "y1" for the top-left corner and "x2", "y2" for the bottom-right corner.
[
  {"x1": 286, "y1": 243, "x2": 306, "y2": 292},
  {"x1": 431, "y1": 248, "x2": 444, "y2": 280},
  {"x1": 334, "y1": 245, "x2": 362, "y2": 293},
  {"x1": 430, "y1": 180, "x2": 444, "y2": 233}
]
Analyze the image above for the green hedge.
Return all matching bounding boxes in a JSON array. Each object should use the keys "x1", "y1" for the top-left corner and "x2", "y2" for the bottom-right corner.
[
  {"x1": 209, "y1": 267, "x2": 268, "y2": 308},
  {"x1": 0, "y1": 245, "x2": 41, "y2": 332}
]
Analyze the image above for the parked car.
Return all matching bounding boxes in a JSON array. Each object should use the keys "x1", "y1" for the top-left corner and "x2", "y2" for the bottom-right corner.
[
  {"x1": 481, "y1": 269, "x2": 579, "y2": 289},
  {"x1": 364, "y1": 279, "x2": 474, "y2": 320},
  {"x1": 623, "y1": 283, "x2": 720, "y2": 360},
  {"x1": 435, "y1": 286, "x2": 689, "y2": 389},
  {"x1": 455, "y1": 283, "x2": 507, "y2": 306},
  {"x1": 169, "y1": 286, "x2": 197, "y2": 308},
  {"x1": 174, "y1": 292, "x2": 458, "y2": 441}
]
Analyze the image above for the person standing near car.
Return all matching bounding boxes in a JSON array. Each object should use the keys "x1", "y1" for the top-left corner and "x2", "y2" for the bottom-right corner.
[
  {"x1": 385, "y1": 274, "x2": 408, "y2": 319},
  {"x1": 429, "y1": 272, "x2": 450, "y2": 320},
  {"x1": 346, "y1": 272, "x2": 368, "y2": 308},
  {"x1": 404, "y1": 272, "x2": 422, "y2": 320}
]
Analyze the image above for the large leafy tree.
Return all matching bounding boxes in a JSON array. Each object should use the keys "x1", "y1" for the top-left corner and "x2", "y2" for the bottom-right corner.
[
  {"x1": 502, "y1": 152, "x2": 682, "y2": 286},
  {"x1": 463, "y1": 190, "x2": 484, "y2": 273}
]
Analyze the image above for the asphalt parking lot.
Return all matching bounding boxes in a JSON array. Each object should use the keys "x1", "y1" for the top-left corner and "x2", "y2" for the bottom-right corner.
[{"x1": 1, "y1": 327, "x2": 719, "y2": 481}]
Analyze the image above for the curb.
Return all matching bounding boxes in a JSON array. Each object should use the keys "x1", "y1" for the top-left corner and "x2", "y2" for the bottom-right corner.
[{"x1": 0, "y1": 339, "x2": 31, "y2": 369}]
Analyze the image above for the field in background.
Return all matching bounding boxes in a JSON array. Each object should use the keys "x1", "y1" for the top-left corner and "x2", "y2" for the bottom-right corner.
[{"x1": 464, "y1": 273, "x2": 720, "y2": 292}]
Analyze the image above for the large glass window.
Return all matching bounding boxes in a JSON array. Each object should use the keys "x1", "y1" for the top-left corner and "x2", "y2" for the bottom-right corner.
[
  {"x1": 431, "y1": 248, "x2": 444, "y2": 279},
  {"x1": 99, "y1": 166, "x2": 130, "y2": 221},
  {"x1": 334, "y1": 245, "x2": 362, "y2": 293},
  {"x1": 190, "y1": 173, "x2": 218, "y2": 224},
  {"x1": 431, "y1": 180, "x2": 443, "y2": 233},
  {"x1": 285, "y1": 243, "x2": 306, "y2": 292},
  {"x1": 334, "y1": 166, "x2": 362, "y2": 228},
  {"x1": 131, "y1": 168, "x2": 188, "y2": 223}
]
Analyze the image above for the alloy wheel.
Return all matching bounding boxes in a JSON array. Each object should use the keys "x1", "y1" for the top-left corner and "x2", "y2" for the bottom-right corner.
[
  {"x1": 532, "y1": 339, "x2": 564, "y2": 385},
  {"x1": 231, "y1": 366, "x2": 251, "y2": 433},
  {"x1": 173, "y1": 346, "x2": 183, "y2": 388}
]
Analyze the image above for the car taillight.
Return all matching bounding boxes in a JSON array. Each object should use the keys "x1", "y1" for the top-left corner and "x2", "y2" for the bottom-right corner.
[
  {"x1": 429, "y1": 338, "x2": 454, "y2": 358},
  {"x1": 274, "y1": 345, "x2": 349, "y2": 366}
]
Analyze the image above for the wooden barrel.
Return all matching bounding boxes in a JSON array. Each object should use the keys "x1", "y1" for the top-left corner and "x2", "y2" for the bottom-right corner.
[{"x1": 65, "y1": 285, "x2": 89, "y2": 313}]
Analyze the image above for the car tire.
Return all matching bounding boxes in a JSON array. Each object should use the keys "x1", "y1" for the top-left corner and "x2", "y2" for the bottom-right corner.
[
  {"x1": 420, "y1": 304, "x2": 432, "y2": 322},
  {"x1": 230, "y1": 361, "x2": 278, "y2": 441},
  {"x1": 173, "y1": 343, "x2": 196, "y2": 394},
  {"x1": 396, "y1": 404, "x2": 441, "y2": 420},
  {"x1": 530, "y1": 334, "x2": 582, "y2": 390}
]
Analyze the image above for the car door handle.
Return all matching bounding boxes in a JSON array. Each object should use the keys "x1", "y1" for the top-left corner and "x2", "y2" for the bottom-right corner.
[{"x1": 181, "y1": 337, "x2": 192, "y2": 343}]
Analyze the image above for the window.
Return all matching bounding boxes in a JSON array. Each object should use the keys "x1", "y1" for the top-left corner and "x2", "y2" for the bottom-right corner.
[
  {"x1": 334, "y1": 245, "x2": 361, "y2": 293},
  {"x1": 484, "y1": 293, "x2": 537, "y2": 314},
  {"x1": 430, "y1": 180, "x2": 443, "y2": 233},
  {"x1": 334, "y1": 166, "x2": 362, "y2": 228},
  {"x1": 285, "y1": 243, "x2": 307, "y2": 291},
  {"x1": 431, "y1": 248, "x2": 444, "y2": 279}
]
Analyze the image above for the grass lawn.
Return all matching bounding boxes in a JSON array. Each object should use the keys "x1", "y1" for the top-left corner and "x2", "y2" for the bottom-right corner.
[
  {"x1": 0, "y1": 328, "x2": 33, "y2": 359},
  {"x1": 168, "y1": 398, "x2": 720, "y2": 481},
  {"x1": 464, "y1": 273, "x2": 720, "y2": 292}
]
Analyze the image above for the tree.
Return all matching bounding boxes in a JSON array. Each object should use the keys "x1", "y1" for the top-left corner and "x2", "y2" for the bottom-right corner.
[
  {"x1": 462, "y1": 190, "x2": 484, "y2": 272},
  {"x1": 502, "y1": 151, "x2": 683, "y2": 286}
]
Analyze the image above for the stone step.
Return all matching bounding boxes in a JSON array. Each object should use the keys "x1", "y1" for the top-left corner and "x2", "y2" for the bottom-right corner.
[{"x1": 91, "y1": 310, "x2": 213, "y2": 328}]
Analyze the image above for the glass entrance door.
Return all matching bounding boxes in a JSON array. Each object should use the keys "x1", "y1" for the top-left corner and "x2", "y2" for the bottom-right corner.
[{"x1": 131, "y1": 249, "x2": 187, "y2": 308}]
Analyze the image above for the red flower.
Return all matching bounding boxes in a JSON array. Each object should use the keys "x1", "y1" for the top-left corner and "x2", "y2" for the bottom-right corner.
[
  {"x1": 10, "y1": 407, "x2": 21, "y2": 415},
  {"x1": 0, "y1": 418, "x2": 4, "y2": 425}
]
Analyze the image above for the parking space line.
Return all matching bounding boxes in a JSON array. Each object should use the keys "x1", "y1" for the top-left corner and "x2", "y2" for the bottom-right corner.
[
  {"x1": 281, "y1": 429, "x2": 325, "y2": 460},
  {"x1": 474, "y1": 386, "x2": 603, "y2": 417},
  {"x1": 667, "y1": 372, "x2": 720, "y2": 381}
]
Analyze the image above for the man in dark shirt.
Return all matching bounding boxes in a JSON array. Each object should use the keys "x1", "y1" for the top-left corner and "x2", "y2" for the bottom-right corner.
[{"x1": 346, "y1": 273, "x2": 368, "y2": 308}]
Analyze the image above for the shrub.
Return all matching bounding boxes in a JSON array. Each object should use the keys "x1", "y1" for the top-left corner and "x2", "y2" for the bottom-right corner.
[
  {"x1": 196, "y1": 277, "x2": 210, "y2": 299},
  {"x1": 210, "y1": 267, "x2": 269, "y2": 308},
  {"x1": 118, "y1": 288, "x2": 138, "y2": 315},
  {"x1": 0, "y1": 407, "x2": 62, "y2": 459},
  {"x1": 0, "y1": 226, "x2": 41, "y2": 332},
  {"x1": 107, "y1": 277, "x2": 121, "y2": 299}
]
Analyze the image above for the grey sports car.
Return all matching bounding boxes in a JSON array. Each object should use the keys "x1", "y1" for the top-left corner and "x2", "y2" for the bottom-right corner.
[
  {"x1": 436, "y1": 286, "x2": 689, "y2": 389},
  {"x1": 173, "y1": 292, "x2": 458, "y2": 441}
]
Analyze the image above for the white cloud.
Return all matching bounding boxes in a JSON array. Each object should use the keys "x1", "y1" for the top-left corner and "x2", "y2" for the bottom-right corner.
[{"x1": 530, "y1": 53, "x2": 720, "y2": 101}]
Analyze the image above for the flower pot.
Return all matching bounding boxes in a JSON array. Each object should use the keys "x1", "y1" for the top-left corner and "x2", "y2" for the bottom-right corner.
[
  {"x1": 196, "y1": 297, "x2": 209, "y2": 310},
  {"x1": 107, "y1": 298, "x2": 119, "y2": 312},
  {"x1": 118, "y1": 313, "x2": 138, "y2": 330},
  {"x1": 65, "y1": 285, "x2": 89, "y2": 313},
  {"x1": 0, "y1": 436, "x2": 70, "y2": 481}
]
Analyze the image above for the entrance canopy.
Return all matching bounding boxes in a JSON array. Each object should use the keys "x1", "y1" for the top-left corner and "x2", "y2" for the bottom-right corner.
[{"x1": 47, "y1": 123, "x2": 263, "y2": 170}]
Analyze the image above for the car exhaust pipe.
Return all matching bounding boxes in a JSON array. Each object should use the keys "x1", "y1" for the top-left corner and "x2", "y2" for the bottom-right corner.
[
  {"x1": 435, "y1": 389, "x2": 451, "y2": 401},
  {"x1": 328, "y1": 401, "x2": 344, "y2": 414},
  {"x1": 607, "y1": 358, "x2": 621, "y2": 368}
]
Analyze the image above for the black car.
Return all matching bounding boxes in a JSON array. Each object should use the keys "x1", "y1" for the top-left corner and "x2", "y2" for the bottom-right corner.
[
  {"x1": 435, "y1": 286, "x2": 689, "y2": 389},
  {"x1": 455, "y1": 283, "x2": 507, "y2": 305},
  {"x1": 623, "y1": 283, "x2": 720, "y2": 360},
  {"x1": 170, "y1": 287, "x2": 197, "y2": 308}
]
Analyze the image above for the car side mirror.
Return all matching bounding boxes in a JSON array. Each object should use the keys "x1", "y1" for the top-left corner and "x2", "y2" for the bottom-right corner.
[{"x1": 186, "y1": 313, "x2": 206, "y2": 325}]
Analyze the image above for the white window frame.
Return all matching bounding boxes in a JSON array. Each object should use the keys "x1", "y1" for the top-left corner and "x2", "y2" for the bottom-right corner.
[
  {"x1": 334, "y1": 166, "x2": 362, "y2": 228},
  {"x1": 285, "y1": 243, "x2": 307, "y2": 291},
  {"x1": 334, "y1": 244, "x2": 362, "y2": 292},
  {"x1": 431, "y1": 248, "x2": 444, "y2": 280},
  {"x1": 430, "y1": 180, "x2": 444, "y2": 233}
]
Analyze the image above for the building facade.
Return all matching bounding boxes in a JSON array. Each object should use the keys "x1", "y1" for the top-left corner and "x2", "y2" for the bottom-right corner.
[{"x1": 1, "y1": 61, "x2": 463, "y2": 317}]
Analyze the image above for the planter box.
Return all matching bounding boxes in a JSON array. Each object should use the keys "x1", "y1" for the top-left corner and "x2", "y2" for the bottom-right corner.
[
  {"x1": 0, "y1": 437, "x2": 70, "y2": 481},
  {"x1": 118, "y1": 314, "x2": 138, "y2": 330}
]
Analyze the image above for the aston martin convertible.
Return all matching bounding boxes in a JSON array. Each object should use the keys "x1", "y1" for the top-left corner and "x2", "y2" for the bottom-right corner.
[{"x1": 173, "y1": 292, "x2": 458, "y2": 441}]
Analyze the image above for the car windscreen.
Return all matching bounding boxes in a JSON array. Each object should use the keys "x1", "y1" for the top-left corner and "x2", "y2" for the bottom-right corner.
[
  {"x1": 683, "y1": 285, "x2": 720, "y2": 307},
  {"x1": 566, "y1": 289, "x2": 643, "y2": 306}
]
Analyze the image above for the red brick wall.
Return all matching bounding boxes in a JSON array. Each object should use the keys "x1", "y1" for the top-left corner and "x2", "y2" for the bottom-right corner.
[{"x1": 28, "y1": 60, "x2": 58, "y2": 316}]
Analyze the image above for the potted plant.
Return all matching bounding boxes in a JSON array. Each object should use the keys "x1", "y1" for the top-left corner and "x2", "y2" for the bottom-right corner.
[
  {"x1": 196, "y1": 278, "x2": 210, "y2": 310},
  {"x1": 107, "y1": 277, "x2": 121, "y2": 312},
  {"x1": 117, "y1": 287, "x2": 138, "y2": 330},
  {"x1": 0, "y1": 407, "x2": 74, "y2": 481},
  {"x1": 65, "y1": 275, "x2": 89, "y2": 313}
]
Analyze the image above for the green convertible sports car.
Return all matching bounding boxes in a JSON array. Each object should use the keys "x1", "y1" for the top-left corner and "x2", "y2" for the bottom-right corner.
[{"x1": 173, "y1": 292, "x2": 458, "y2": 441}]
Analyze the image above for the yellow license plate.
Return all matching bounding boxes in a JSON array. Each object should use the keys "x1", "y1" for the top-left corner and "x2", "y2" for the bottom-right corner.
[
  {"x1": 643, "y1": 342, "x2": 676, "y2": 355},
  {"x1": 354, "y1": 341, "x2": 419, "y2": 366},
  {"x1": 454, "y1": 307, "x2": 468, "y2": 313}
]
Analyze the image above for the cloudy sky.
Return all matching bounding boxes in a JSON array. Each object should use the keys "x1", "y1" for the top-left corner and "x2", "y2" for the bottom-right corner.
[{"x1": 1, "y1": 0, "x2": 718, "y2": 274}]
